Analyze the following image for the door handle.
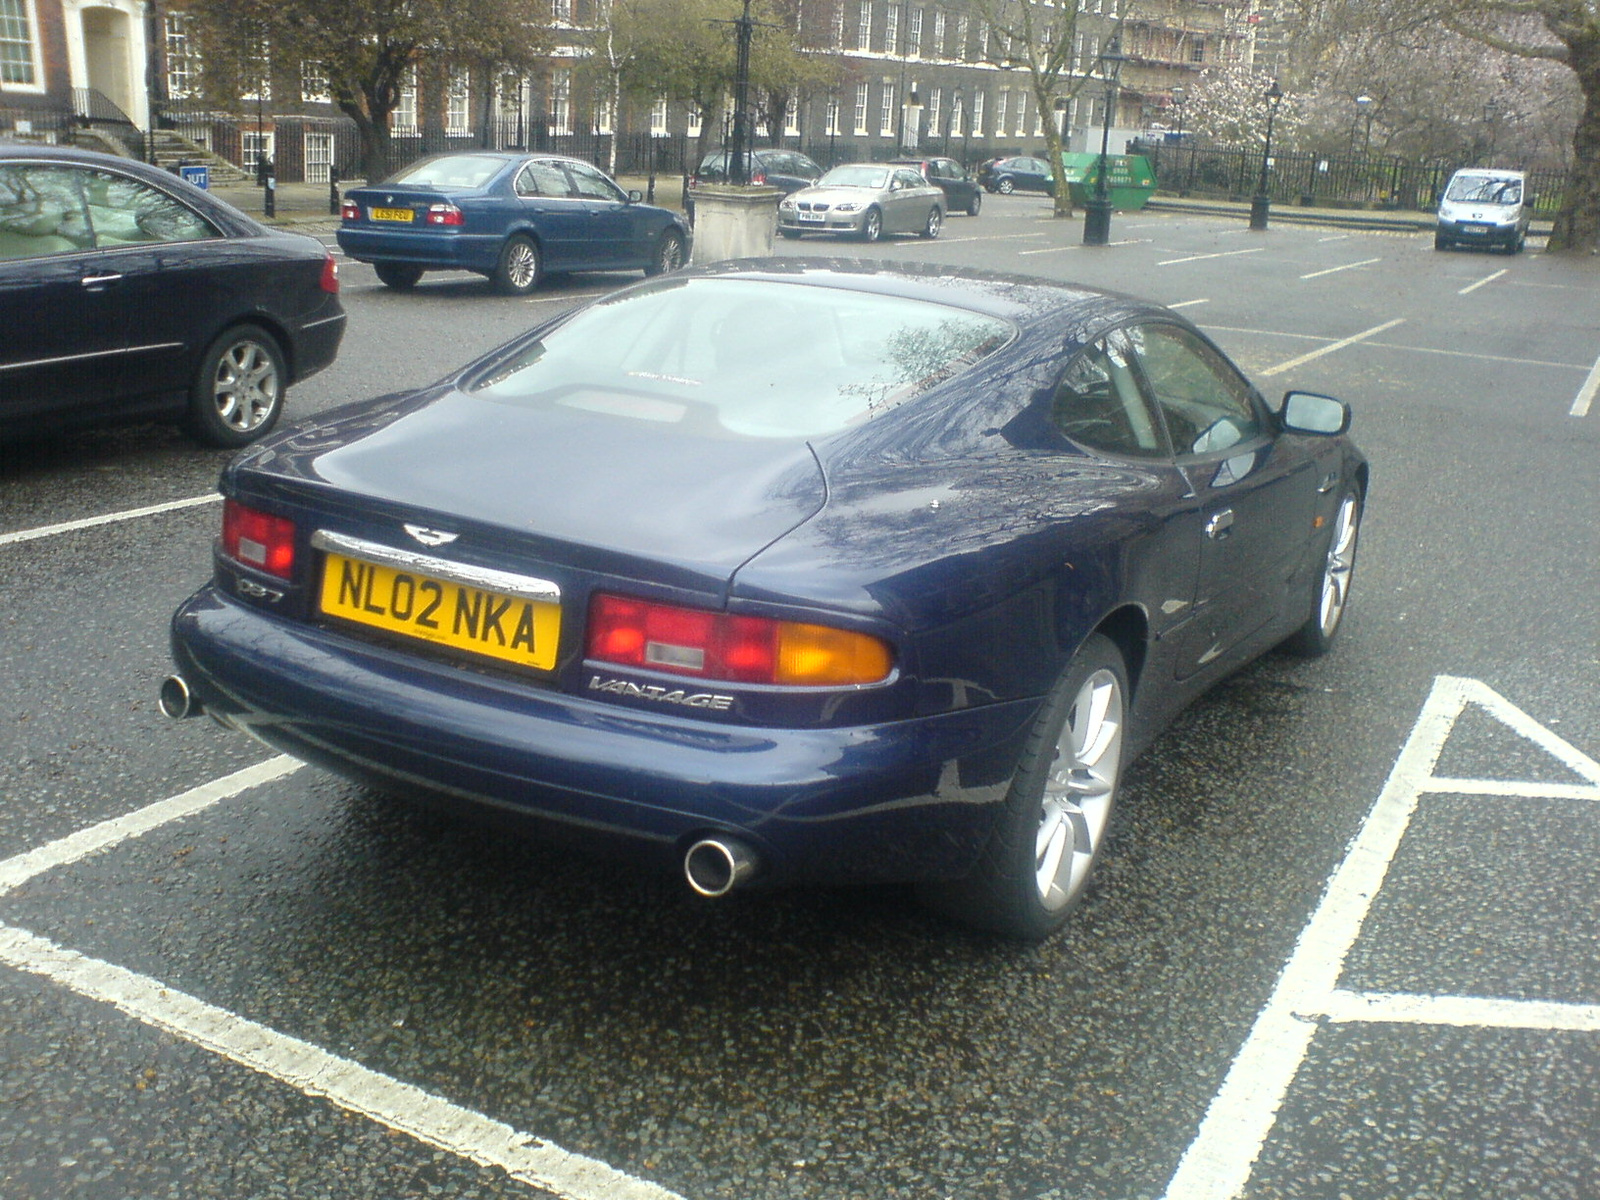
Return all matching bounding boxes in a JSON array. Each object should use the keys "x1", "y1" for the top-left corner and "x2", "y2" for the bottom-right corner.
[
  {"x1": 1205, "y1": 509, "x2": 1235, "y2": 539},
  {"x1": 81, "y1": 272, "x2": 123, "y2": 288}
]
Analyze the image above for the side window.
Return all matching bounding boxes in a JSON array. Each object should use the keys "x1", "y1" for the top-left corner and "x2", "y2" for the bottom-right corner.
[
  {"x1": 896, "y1": 168, "x2": 924, "y2": 189},
  {"x1": 1130, "y1": 324, "x2": 1261, "y2": 457},
  {"x1": 1052, "y1": 333, "x2": 1166, "y2": 458},
  {"x1": 565, "y1": 162, "x2": 623, "y2": 201},
  {"x1": 83, "y1": 170, "x2": 216, "y2": 246},
  {"x1": 522, "y1": 161, "x2": 574, "y2": 197},
  {"x1": 0, "y1": 164, "x2": 91, "y2": 260}
]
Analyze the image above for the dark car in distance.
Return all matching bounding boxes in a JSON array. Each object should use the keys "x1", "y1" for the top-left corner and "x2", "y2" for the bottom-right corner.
[
  {"x1": 166, "y1": 260, "x2": 1365, "y2": 942},
  {"x1": 0, "y1": 143, "x2": 344, "y2": 447},
  {"x1": 889, "y1": 157, "x2": 983, "y2": 215},
  {"x1": 337, "y1": 152, "x2": 689, "y2": 294},
  {"x1": 686, "y1": 149, "x2": 823, "y2": 219},
  {"x1": 978, "y1": 156, "x2": 1055, "y2": 194}
]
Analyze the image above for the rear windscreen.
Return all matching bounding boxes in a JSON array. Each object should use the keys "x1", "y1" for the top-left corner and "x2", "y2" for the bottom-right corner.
[{"x1": 469, "y1": 277, "x2": 1014, "y2": 438}]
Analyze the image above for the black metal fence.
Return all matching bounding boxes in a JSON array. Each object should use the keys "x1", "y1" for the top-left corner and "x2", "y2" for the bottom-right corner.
[{"x1": 1131, "y1": 141, "x2": 1567, "y2": 214}]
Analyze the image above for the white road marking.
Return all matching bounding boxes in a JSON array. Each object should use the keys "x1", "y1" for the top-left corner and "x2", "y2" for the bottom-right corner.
[
  {"x1": 1168, "y1": 299, "x2": 1210, "y2": 309},
  {"x1": 1317, "y1": 234, "x2": 1352, "y2": 243},
  {"x1": 1159, "y1": 676, "x2": 1600, "y2": 1200},
  {"x1": 0, "y1": 756, "x2": 301, "y2": 896},
  {"x1": 1570, "y1": 349, "x2": 1600, "y2": 418},
  {"x1": 1458, "y1": 269, "x2": 1507, "y2": 295},
  {"x1": 1158, "y1": 248, "x2": 1266, "y2": 266},
  {"x1": 1298, "y1": 257, "x2": 1381, "y2": 280},
  {"x1": 0, "y1": 758, "x2": 688, "y2": 1200},
  {"x1": 1324, "y1": 990, "x2": 1600, "y2": 1033},
  {"x1": 1258, "y1": 318, "x2": 1406, "y2": 377},
  {"x1": 0, "y1": 493, "x2": 222, "y2": 548}
]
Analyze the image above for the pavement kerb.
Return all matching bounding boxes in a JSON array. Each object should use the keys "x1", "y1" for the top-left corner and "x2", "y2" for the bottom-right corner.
[{"x1": 210, "y1": 180, "x2": 1554, "y2": 240}]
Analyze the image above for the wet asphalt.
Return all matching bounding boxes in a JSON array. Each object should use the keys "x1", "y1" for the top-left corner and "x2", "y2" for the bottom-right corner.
[{"x1": 2, "y1": 199, "x2": 1597, "y2": 1199}]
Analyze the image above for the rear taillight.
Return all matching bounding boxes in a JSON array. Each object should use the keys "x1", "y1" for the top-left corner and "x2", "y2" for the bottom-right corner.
[
  {"x1": 221, "y1": 499, "x2": 295, "y2": 580},
  {"x1": 425, "y1": 203, "x2": 464, "y2": 226},
  {"x1": 751, "y1": 171, "x2": 766, "y2": 184},
  {"x1": 340, "y1": 199, "x2": 360, "y2": 221},
  {"x1": 319, "y1": 252, "x2": 339, "y2": 293},
  {"x1": 587, "y1": 593, "x2": 893, "y2": 687}
]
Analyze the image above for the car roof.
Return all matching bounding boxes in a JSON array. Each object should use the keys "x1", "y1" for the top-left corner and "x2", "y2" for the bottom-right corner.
[{"x1": 670, "y1": 258, "x2": 1169, "y2": 331}]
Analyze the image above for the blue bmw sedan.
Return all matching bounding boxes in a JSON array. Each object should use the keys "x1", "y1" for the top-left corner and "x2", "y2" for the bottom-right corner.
[
  {"x1": 337, "y1": 152, "x2": 690, "y2": 294},
  {"x1": 165, "y1": 261, "x2": 1365, "y2": 940}
]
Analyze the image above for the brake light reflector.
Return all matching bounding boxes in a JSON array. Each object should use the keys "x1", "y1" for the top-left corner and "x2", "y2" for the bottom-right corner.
[
  {"x1": 340, "y1": 199, "x2": 360, "y2": 221},
  {"x1": 426, "y1": 203, "x2": 465, "y2": 226},
  {"x1": 587, "y1": 594, "x2": 892, "y2": 687},
  {"x1": 319, "y1": 252, "x2": 340, "y2": 293},
  {"x1": 222, "y1": 500, "x2": 295, "y2": 580}
]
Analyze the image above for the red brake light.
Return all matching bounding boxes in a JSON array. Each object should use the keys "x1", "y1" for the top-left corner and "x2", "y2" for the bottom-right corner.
[
  {"x1": 221, "y1": 499, "x2": 295, "y2": 580},
  {"x1": 340, "y1": 199, "x2": 360, "y2": 221},
  {"x1": 426, "y1": 203, "x2": 464, "y2": 226},
  {"x1": 319, "y1": 251, "x2": 339, "y2": 293},
  {"x1": 587, "y1": 593, "x2": 893, "y2": 687},
  {"x1": 751, "y1": 171, "x2": 766, "y2": 184}
]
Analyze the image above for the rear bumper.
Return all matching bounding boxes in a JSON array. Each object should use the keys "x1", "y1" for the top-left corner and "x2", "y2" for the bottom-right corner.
[
  {"x1": 335, "y1": 227, "x2": 501, "y2": 272},
  {"x1": 171, "y1": 587, "x2": 1037, "y2": 885}
]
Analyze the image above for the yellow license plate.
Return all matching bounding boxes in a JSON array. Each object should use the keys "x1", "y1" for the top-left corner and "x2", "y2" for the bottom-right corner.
[
  {"x1": 320, "y1": 553, "x2": 560, "y2": 671},
  {"x1": 370, "y1": 207, "x2": 414, "y2": 222}
]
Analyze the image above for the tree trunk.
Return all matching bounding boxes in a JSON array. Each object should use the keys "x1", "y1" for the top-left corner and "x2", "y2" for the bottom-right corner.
[{"x1": 1546, "y1": 40, "x2": 1600, "y2": 253}]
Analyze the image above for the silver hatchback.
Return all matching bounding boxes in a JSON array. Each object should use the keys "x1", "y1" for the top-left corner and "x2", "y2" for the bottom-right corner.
[{"x1": 778, "y1": 164, "x2": 946, "y2": 242}]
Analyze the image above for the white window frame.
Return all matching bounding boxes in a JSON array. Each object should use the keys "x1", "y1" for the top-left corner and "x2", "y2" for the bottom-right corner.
[
  {"x1": 242, "y1": 130, "x2": 275, "y2": 172},
  {"x1": 1014, "y1": 89, "x2": 1027, "y2": 137},
  {"x1": 825, "y1": 95, "x2": 840, "y2": 137},
  {"x1": 391, "y1": 68, "x2": 418, "y2": 134},
  {"x1": 164, "y1": 12, "x2": 199, "y2": 100},
  {"x1": 885, "y1": 5, "x2": 899, "y2": 53},
  {"x1": 300, "y1": 60, "x2": 330, "y2": 104},
  {"x1": 932, "y1": 10, "x2": 946, "y2": 58},
  {"x1": 0, "y1": 0, "x2": 44, "y2": 91},
  {"x1": 784, "y1": 95, "x2": 799, "y2": 137},
  {"x1": 240, "y1": 38, "x2": 272, "y2": 103},
  {"x1": 908, "y1": 8, "x2": 922, "y2": 57},
  {"x1": 856, "y1": 1, "x2": 872, "y2": 52},
  {"x1": 879, "y1": 81, "x2": 896, "y2": 137},
  {"x1": 971, "y1": 90, "x2": 984, "y2": 137},
  {"x1": 995, "y1": 88, "x2": 1008, "y2": 137},
  {"x1": 447, "y1": 68, "x2": 471, "y2": 136},
  {"x1": 304, "y1": 131, "x2": 334, "y2": 183},
  {"x1": 853, "y1": 81, "x2": 870, "y2": 134},
  {"x1": 927, "y1": 86, "x2": 940, "y2": 136},
  {"x1": 650, "y1": 95, "x2": 669, "y2": 136},
  {"x1": 687, "y1": 105, "x2": 703, "y2": 137},
  {"x1": 549, "y1": 68, "x2": 572, "y2": 136}
]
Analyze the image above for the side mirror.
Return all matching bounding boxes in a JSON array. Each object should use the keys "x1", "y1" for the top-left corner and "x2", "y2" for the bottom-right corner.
[
  {"x1": 627, "y1": 189, "x2": 643, "y2": 203},
  {"x1": 1280, "y1": 391, "x2": 1350, "y2": 436}
]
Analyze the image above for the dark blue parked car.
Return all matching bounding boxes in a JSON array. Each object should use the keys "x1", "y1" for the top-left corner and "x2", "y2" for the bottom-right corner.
[
  {"x1": 337, "y1": 152, "x2": 689, "y2": 294},
  {"x1": 165, "y1": 261, "x2": 1365, "y2": 940}
]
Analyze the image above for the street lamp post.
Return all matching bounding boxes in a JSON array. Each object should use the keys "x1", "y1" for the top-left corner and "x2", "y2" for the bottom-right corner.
[
  {"x1": 1082, "y1": 38, "x2": 1125, "y2": 246},
  {"x1": 1483, "y1": 98, "x2": 1502, "y2": 163},
  {"x1": 1171, "y1": 85, "x2": 1189, "y2": 197},
  {"x1": 1249, "y1": 80, "x2": 1285, "y2": 231},
  {"x1": 947, "y1": 87, "x2": 961, "y2": 156},
  {"x1": 828, "y1": 88, "x2": 839, "y2": 166},
  {"x1": 1355, "y1": 93, "x2": 1374, "y2": 201}
]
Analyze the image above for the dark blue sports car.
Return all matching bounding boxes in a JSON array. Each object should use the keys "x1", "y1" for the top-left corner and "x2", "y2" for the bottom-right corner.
[
  {"x1": 337, "y1": 152, "x2": 690, "y2": 293},
  {"x1": 165, "y1": 261, "x2": 1365, "y2": 940}
]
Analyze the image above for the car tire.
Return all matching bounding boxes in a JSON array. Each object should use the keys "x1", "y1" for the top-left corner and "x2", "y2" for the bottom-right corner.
[
  {"x1": 1283, "y1": 487, "x2": 1361, "y2": 658},
  {"x1": 859, "y1": 208, "x2": 882, "y2": 243},
  {"x1": 644, "y1": 229, "x2": 686, "y2": 276},
  {"x1": 374, "y1": 263, "x2": 424, "y2": 291},
  {"x1": 1434, "y1": 231, "x2": 1451, "y2": 250},
  {"x1": 919, "y1": 633, "x2": 1128, "y2": 941},
  {"x1": 966, "y1": 191, "x2": 982, "y2": 216},
  {"x1": 921, "y1": 207, "x2": 942, "y2": 239},
  {"x1": 997, "y1": 177, "x2": 1015, "y2": 194},
  {"x1": 493, "y1": 234, "x2": 542, "y2": 295},
  {"x1": 185, "y1": 325, "x2": 286, "y2": 449}
]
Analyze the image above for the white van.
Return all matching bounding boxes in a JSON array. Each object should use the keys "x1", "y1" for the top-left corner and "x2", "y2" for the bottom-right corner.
[{"x1": 1436, "y1": 168, "x2": 1530, "y2": 253}]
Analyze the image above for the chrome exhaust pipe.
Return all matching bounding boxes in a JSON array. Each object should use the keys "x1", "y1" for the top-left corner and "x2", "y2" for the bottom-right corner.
[
  {"x1": 158, "y1": 674, "x2": 202, "y2": 720},
  {"x1": 684, "y1": 836, "x2": 758, "y2": 898}
]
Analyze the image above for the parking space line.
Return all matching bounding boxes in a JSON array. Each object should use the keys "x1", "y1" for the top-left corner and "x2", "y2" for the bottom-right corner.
[
  {"x1": 1257, "y1": 318, "x2": 1405, "y2": 377},
  {"x1": 0, "y1": 756, "x2": 300, "y2": 896},
  {"x1": 0, "y1": 923, "x2": 685, "y2": 1200},
  {"x1": 0, "y1": 493, "x2": 221, "y2": 548},
  {"x1": 0, "y1": 758, "x2": 687, "y2": 1200},
  {"x1": 1299, "y1": 257, "x2": 1381, "y2": 280},
  {"x1": 1324, "y1": 990, "x2": 1600, "y2": 1033},
  {"x1": 1168, "y1": 299, "x2": 1210, "y2": 310},
  {"x1": 1158, "y1": 248, "x2": 1265, "y2": 267},
  {"x1": 1458, "y1": 269, "x2": 1508, "y2": 295},
  {"x1": 1570, "y1": 350, "x2": 1600, "y2": 418},
  {"x1": 1159, "y1": 676, "x2": 1600, "y2": 1200}
]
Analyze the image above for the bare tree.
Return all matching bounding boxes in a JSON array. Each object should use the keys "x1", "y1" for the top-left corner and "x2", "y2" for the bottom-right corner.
[{"x1": 966, "y1": 0, "x2": 1120, "y2": 217}]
